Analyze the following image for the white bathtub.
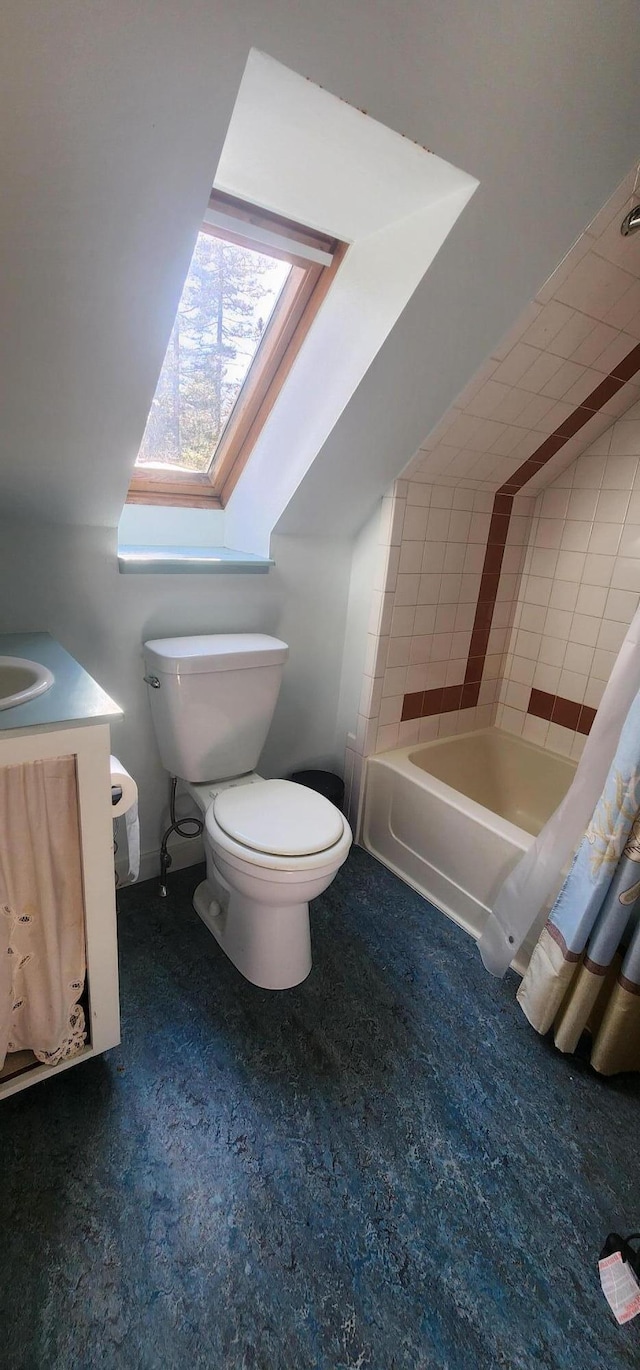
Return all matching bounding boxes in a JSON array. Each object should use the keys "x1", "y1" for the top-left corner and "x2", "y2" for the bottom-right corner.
[{"x1": 362, "y1": 727, "x2": 576, "y2": 971}]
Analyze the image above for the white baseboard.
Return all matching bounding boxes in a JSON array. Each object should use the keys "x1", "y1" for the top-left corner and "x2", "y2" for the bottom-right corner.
[{"x1": 115, "y1": 834, "x2": 204, "y2": 890}]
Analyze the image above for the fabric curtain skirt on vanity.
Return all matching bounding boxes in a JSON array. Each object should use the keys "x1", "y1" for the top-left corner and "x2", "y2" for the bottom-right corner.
[{"x1": 0, "y1": 756, "x2": 87, "y2": 1066}]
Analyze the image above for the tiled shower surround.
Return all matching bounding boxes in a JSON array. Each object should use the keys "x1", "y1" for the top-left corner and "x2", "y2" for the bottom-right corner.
[
  {"x1": 344, "y1": 166, "x2": 640, "y2": 829},
  {"x1": 499, "y1": 403, "x2": 640, "y2": 756},
  {"x1": 348, "y1": 478, "x2": 533, "y2": 778},
  {"x1": 346, "y1": 403, "x2": 640, "y2": 830},
  {"x1": 363, "y1": 478, "x2": 535, "y2": 751}
]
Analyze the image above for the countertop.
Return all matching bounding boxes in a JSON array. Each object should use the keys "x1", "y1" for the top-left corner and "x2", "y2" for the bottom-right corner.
[{"x1": 0, "y1": 633, "x2": 122, "y2": 732}]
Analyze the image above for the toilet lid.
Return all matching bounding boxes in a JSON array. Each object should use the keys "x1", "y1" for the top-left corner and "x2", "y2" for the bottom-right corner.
[{"x1": 213, "y1": 779, "x2": 344, "y2": 857}]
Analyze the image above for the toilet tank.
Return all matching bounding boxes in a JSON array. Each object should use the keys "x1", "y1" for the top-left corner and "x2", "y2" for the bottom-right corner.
[{"x1": 143, "y1": 634, "x2": 289, "y2": 783}]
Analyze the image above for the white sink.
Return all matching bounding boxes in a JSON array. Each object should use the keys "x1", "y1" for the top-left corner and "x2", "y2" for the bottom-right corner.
[{"x1": 0, "y1": 656, "x2": 54, "y2": 711}]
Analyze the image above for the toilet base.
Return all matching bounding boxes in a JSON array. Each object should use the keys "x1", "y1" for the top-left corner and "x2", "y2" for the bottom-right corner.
[{"x1": 192, "y1": 878, "x2": 312, "y2": 990}]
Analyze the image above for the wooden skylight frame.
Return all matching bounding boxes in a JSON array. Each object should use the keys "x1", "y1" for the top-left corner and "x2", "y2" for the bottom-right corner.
[{"x1": 127, "y1": 191, "x2": 346, "y2": 509}]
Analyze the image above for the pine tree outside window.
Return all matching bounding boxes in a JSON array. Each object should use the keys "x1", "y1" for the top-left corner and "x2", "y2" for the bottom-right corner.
[{"x1": 127, "y1": 192, "x2": 344, "y2": 508}]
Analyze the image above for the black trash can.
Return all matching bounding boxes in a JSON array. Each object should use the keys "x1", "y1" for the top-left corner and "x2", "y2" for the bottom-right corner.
[{"x1": 290, "y1": 769, "x2": 345, "y2": 812}]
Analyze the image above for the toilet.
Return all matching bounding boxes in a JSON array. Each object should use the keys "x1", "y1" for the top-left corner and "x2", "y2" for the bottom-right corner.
[{"x1": 143, "y1": 633, "x2": 352, "y2": 989}]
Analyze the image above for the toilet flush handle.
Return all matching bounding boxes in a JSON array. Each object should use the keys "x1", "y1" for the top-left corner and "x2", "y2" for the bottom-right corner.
[{"x1": 144, "y1": 674, "x2": 161, "y2": 688}]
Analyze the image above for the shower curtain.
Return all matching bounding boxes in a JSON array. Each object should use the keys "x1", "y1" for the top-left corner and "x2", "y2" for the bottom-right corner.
[
  {"x1": 517, "y1": 688, "x2": 640, "y2": 1075},
  {"x1": 479, "y1": 603, "x2": 640, "y2": 977},
  {"x1": 0, "y1": 756, "x2": 87, "y2": 1068}
]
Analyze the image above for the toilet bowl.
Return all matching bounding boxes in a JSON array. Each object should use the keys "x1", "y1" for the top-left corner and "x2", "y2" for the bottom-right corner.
[
  {"x1": 143, "y1": 633, "x2": 353, "y2": 989},
  {"x1": 190, "y1": 777, "x2": 352, "y2": 989}
]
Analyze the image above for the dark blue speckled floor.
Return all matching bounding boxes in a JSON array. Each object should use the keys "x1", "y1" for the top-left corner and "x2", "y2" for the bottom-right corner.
[{"x1": 0, "y1": 847, "x2": 639, "y2": 1369}]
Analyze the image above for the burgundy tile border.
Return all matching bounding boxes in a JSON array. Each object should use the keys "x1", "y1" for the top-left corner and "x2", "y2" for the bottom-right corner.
[
  {"x1": 400, "y1": 681, "x2": 481, "y2": 722},
  {"x1": 399, "y1": 681, "x2": 596, "y2": 733},
  {"x1": 528, "y1": 686, "x2": 553, "y2": 721},
  {"x1": 612, "y1": 341, "x2": 640, "y2": 382},
  {"x1": 551, "y1": 695, "x2": 582, "y2": 731},
  {"x1": 401, "y1": 690, "x2": 424, "y2": 721},
  {"x1": 555, "y1": 407, "x2": 596, "y2": 439},
  {"x1": 527, "y1": 688, "x2": 596, "y2": 736},
  {"x1": 580, "y1": 705, "x2": 598, "y2": 735},
  {"x1": 582, "y1": 375, "x2": 625, "y2": 410},
  {"x1": 399, "y1": 337, "x2": 640, "y2": 732}
]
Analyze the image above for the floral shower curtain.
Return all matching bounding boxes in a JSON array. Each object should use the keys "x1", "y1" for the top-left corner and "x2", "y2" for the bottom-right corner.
[
  {"x1": 479, "y1": 603, "x2": 640, "y2": 977},
  {"x1": 517, "y1": 689, "x2": 640, "y2": 1076},
  {"x1": 0, "y1": 756, "x2": 87, "y2": 1068}
]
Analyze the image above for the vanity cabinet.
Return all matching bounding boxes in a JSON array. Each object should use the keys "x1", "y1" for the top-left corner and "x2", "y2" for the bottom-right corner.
[{"x1": 0, "y1": 634, "x2": 122, "y2": 1099}]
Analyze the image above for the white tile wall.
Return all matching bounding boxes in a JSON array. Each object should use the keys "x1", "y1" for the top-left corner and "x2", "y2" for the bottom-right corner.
[
  {"x1": 348, "y1": 480, "x2": 534, "y2": 759},
  {"x1": 347, "y1": 407, "x2": 640, "y2": 816},
  {"x1": 498, "y1": 407, "x2": 640, "y2": 755},
  {"x1": 403, "y1": 166, "x2": 640, "y2": 495}
]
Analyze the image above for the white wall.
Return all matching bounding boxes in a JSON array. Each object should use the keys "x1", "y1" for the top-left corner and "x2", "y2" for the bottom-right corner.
[
  {"x1": 260, "y1": 535, "x2": 353, "y2": 777},
  {"x1": 3, "y1": 1, "x2": 640, "y2": 881},
  {"x1": 1, "y1": 1, "x2": 640, "y2": 534},
  {"x1": 0, "y1": 523, "x2": 352, "y2": 871}
]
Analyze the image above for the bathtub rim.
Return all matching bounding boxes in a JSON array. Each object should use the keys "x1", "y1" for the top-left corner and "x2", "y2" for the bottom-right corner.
[{"x1": 366, "y1": 725, "x2": 576, "y2": 851}]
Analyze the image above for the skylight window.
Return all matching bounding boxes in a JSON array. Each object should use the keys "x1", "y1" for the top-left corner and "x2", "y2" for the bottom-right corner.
[{"x1": 128, "y1": 192, "x2": 343, "y2": 508}]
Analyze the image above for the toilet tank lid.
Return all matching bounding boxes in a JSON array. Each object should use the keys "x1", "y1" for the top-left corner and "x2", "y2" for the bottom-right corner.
[{"x1": 144, "y1": 633, "x2": 289, "y2": 675}]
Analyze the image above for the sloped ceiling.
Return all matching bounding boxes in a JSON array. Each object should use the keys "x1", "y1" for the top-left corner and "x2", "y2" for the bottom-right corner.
[
  {"x1": 404, "y1": 169, "x2": 640, "y2": 497},
  {"x1": 1, "y1": 1, "x2": 640, "y2": 532}
]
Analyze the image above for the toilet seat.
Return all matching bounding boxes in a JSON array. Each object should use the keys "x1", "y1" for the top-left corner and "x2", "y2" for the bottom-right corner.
[
  {"x1": 206, "y1": 781, "x2": 351, "y2": 877},
  {"x1": 213, "y1": 778, "x2": 344, "y2": 857}
]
